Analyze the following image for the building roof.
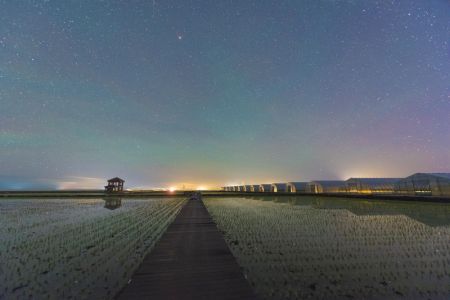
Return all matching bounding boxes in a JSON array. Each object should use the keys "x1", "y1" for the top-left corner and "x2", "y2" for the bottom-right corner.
[
  {"x1": 404, "y1": 173, "x2": 450, "y2": 181},
  {"x1": 287, "y1": 182, "x2": 308, "y2": 187},
  {"x1": 310, "y1": 180, "x2": 346, "y2": 187},
  {"x1": 425, "y1": 173, "x2": 450, "y2": 179},
  {"x1": 107, "y1": 177, "x2": 125, "y2": 182},
  {"x1": 346, "y1": 178, "x2": 402, "y2": 184},
  {"x1": 259, "y1": 184, "x2": 272, "y2": 191},
  {"x1": 271, "y1": 183, "x2": 287, "y2": 188}
]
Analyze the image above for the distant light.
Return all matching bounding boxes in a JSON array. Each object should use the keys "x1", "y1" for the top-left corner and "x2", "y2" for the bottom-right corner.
[
  {"x1": 169, "y1": 187, "x2": 176, "y2": 192},
  {"x1": 196, "y1": 186, "x2": 207, "y2": 191}
]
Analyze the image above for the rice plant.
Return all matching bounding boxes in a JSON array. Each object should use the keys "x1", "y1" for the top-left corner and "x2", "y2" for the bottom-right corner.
[
  {"x1": 0, "y1": 197, "x2": 186, "y2": 299},
  {"x1": 205, "y1": 197, "x2": 450, "y2": 300}
]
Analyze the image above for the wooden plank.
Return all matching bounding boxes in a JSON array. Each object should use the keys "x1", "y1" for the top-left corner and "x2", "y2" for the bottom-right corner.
[{"x1": 116, "y1": 194, "x2": 258, "y2": 300}]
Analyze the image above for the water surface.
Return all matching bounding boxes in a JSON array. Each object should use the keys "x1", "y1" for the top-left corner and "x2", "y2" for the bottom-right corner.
[
  {"x1": 205, "y1": 196, "x2": 450, "y2": 300},
  {"x1": 0, "y1": 197, "x2": 185, "y2": 299}
]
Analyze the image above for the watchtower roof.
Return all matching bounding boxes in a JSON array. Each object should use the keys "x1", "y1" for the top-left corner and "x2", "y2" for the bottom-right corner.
[{"x1": 107, "y1": 177, "x2": 125, "y2": 183}]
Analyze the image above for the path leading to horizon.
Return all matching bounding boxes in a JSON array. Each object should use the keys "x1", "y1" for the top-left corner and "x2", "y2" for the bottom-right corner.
[{"x1": 116, "y1": 194, "x2": 258, "y2": 300}]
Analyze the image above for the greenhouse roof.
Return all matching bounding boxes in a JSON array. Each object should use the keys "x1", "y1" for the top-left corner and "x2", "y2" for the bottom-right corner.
[
  {"x1": 428, "y1": 173, "x2": 450, "y2": 179},
  {"x1": 271, "y1": 183, "x2": 287, "y2": 188},
  {"x1": 310, "y1": 180, "x2": 346, "y2": 187},
  {"x1": 346, "y1": 178, "x2": 402, "y2": 184},
  {"x1": 287, "y1": 182, "x2": 308, "y2": 187},
  {"x1": 408, "y1": 173, "x2": 450, "y2": 180}
]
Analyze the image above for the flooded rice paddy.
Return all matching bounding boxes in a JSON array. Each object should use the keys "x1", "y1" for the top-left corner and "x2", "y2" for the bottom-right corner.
[
  {"x1": 205, "y1": 196, "x2": 450, "y2": 300},
  {"x1": 2, "y1": 195, "x2": 450, "y2": 300},
  {"x1": 0, "y1": 197, "x2": 186, "y2": 299}
]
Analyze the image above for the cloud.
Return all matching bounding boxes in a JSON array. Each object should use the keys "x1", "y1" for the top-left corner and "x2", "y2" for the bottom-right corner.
[
  {"x1": 0, "y1": 176, "x2": 57, "y2": 190},
  {"x1": 0, "y1": 176, "x2": 106, "y2": 190},
  {"x1": 55, "y1": 176, "x2": 105, "y2": 190}
]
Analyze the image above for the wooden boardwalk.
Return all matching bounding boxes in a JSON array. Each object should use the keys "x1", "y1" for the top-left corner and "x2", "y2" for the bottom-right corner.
[{"x1": 116, "y1": 194, "x2": 258, "y2": 300}]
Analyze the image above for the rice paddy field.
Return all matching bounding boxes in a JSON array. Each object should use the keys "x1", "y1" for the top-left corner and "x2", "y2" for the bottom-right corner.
[
  {"x1": 205, "y1": 196, "x2": 450, "y2": 300},
  {"x1": 0, "y1": 197, "x2": 186, "y2": 299},
  {"x1": 3, "y1": 195, "x2": 450, "y2": 300}
]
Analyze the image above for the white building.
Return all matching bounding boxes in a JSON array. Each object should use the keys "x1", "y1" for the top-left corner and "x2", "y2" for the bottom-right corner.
[
  {"x1": 250, "y1": 185, "x2": 260, "y2": 192},
  {"x1": 244, "y1": 185, "x2": 252, "y2": 192},
  {"x1": 271, "y1": 183, "x2": 287, "y2": 193},
  {"x1": 345, "y1": 178, "x2": 401, "y2": 194},
  {"x1": 259, "y1": 184, "x2": 272, "y2": 192},
  {"x1": 286, "y1": 182, "x2": 308, "y2": 193},
  {"x1": 394, "y1": 173, "x2": 450, "y2": 197},
  {"x1": 306, "y1": 181, "x2": 346, "y2": 193}
]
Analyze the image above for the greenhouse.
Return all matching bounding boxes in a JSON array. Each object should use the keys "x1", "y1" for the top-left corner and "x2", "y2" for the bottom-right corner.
[
  {"x1": 306, "y1": 180, "x2": 346, "y2": 193},
  {"x1": 259, "y1": 184, "x2": 272, "y2": 192},
  {"x1": 394, "y1": 173, "x2": 450, "y2": 197},
  {"x1": 250, "y1": 185, "x2": 260, "y2": 192},
  {"x1": 271, "y1": 183, "x2": 287, "y2": 193},
  {"x1": 345, "y1": 178, "x2": 401, "y2": 194},
  {"x1": 286, "y1": 182, "x2": 308, "y2": 193}
]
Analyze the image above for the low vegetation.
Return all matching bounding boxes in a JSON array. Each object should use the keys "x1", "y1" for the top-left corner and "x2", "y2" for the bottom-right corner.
[
  {"x1": 0, "y1": 197, "x2": 185, "y2": 299},
  {"x1": 205, "y1": 197, "x2": 450, "y2": 299}
]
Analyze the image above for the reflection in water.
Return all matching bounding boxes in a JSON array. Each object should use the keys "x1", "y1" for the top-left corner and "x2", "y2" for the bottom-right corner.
[
  {"x1": 103, "y1": 197, "x2": 122, "y2": 210},
  {"x1": 206, "y1": 197, "x2": 450, "y2": 299},
  {"x1": 245, "y1": 195, "x2": 450, "y2": 227}
]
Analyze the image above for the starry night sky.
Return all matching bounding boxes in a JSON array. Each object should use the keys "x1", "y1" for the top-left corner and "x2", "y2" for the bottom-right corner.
[{"x1": 1, "y1": 1, "x2": 449, "y2": 190}]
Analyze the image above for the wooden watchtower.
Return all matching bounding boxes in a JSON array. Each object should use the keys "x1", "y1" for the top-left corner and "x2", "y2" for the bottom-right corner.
[{"x1": 105, "y1": 177, "x2": 125, "y2": 192}]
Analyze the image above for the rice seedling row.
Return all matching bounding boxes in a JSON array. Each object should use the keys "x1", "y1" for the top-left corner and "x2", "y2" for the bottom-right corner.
[
  {"x1": 0, "y1": 197, "x2": 186, "y2": 299},
  {"x1": 205, "y1": 198, "x2": 450, "y2": 300}
]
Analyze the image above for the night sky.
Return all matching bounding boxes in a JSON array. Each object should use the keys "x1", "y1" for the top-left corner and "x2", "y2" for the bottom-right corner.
[{"x1": 1, "y1": 1, "x2": 449, "y2": 190}]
